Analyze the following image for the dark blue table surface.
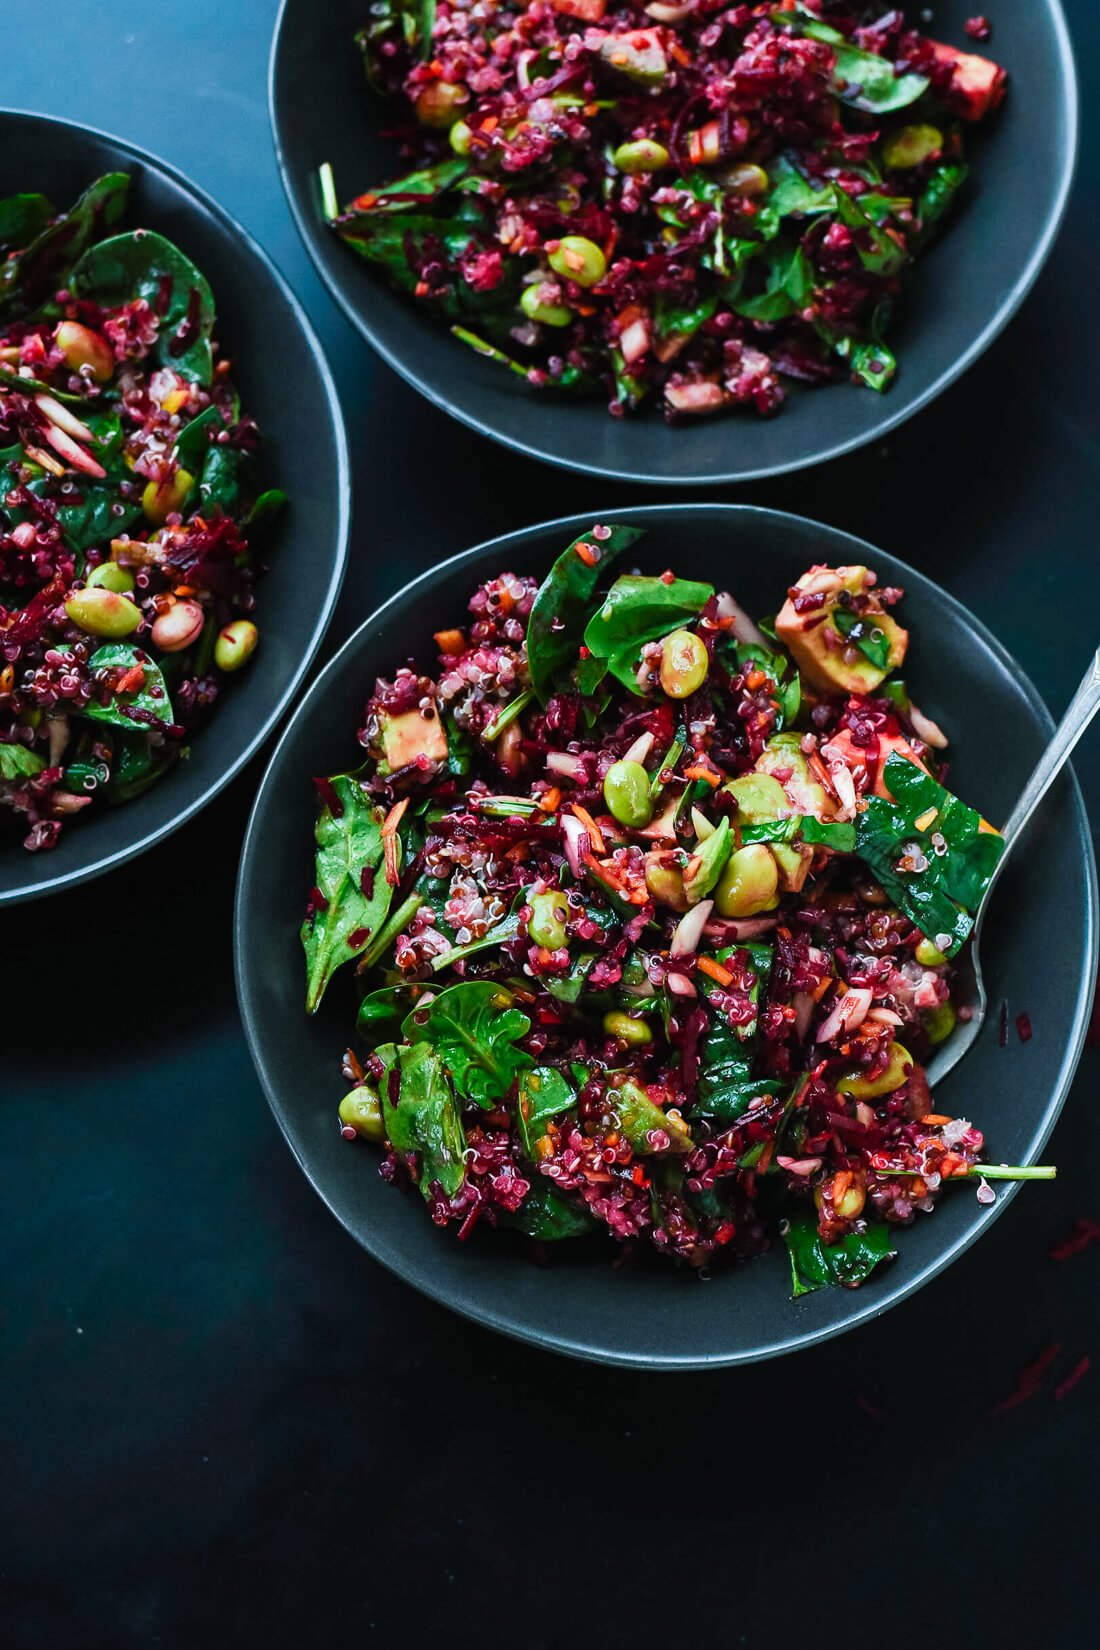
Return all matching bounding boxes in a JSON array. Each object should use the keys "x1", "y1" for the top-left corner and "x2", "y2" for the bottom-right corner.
[{"x1": 3, "y1": 4, "x2": 1098, "y2": 1646}]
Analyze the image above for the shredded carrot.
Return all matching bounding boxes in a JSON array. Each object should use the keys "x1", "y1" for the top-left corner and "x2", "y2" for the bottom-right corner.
[
  {"x1": 919, "y1": 1113, "x2": 953, "y2": 1127},
  {"x1": 538, "y1": 786, "x2": 562, "y2": 813},
  {"x1": 173, "y1": 584, "x2": 196, "y2": 598},
  {"x1": 414, "y1": 280, "x2": 430, "y2": 298},
  {"x1": 811, "y1": 976, "x2": 833, "y2": 1003},
  {"x1": 583, "y1": 850, "x2": 622, "y2": 888},
  {"x1": 571, "y1": 802, "x2": 606, "y2": 853},
  {"x1": 481, "y1": 115, "x2": 499, "y2": 133},
  {"x1": 355, "y1": 192, "x2": 378, "y2": 209},
  {"x1": 756, "y1": 1141, "x2": 775, "y2": 1173},
  {"x1": 697, "y1": 956, "x2": 735, "y2": 987},
  {"x1": 433, "y1": 628, "x2": 465, "y2": 654},
  {"x1": 684, "y1": 763, "x2": 720, "y2": 787},
  {"x1": 535, "y1": 1135, "x2": 555, "y2": 1160},
  {"x1": 383, "y1": 833, "x2": 400, "y2": 888},
  {"x1": 381, "y1": 798, "x2": 409, "y2": 837},
  {"x1": 745, "y1": 668, "x2": 767, "y2": 692},
  {"x1": 573, "y1": 540, "x2": 598, "y2": 567}
]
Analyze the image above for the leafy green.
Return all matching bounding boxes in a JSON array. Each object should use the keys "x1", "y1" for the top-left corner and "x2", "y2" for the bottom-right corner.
[
  {"x1": 401, "y1": 979, "x2": 532, "y2": 1105},
  {"x1": 583, "y1": 573, "x2": 714, "y2": 693},
  {"x1": 517, "y1": 1065, "x2": 576, "y2": 1157},
  {"x1": 833, "y1": 188, "x2": 909, "y2": 279},
  {"x1": 917, "y1": 162, "x2": 970, "y2": 241},
  {"x1": 614, "y1": 1080, "x2": 693, "y2": 1154},
  {"x1": 301, "y1": 774, "x2": 393, "y2": 1012},
  {"x1": 526, "y1": 523, "x2": 644, "y2": 704},
  {"x1": 735, "y1": 242, "x2": 814, "y2": 322},
  {"x1": 24, "y1": 473, "x2": 143, "y2": 553},
  {"x1": 833, "y1": 605, "x2": 895, "y2": 670},
  {"x1": 197, "y1": 442, "x2": 242, "y2": 515},
  {"x1": 379, "y1": 1041, "x2": 467, "y2": 1198},
  {"x1": 0, "y1": 193, "x2": 53, "y2": 247},
  {"x1": 70, "y1": 229, "x2": 216, "y2": 383},
  {"x1": 775, "y1": 8, "x2": 929, "y2": 113},
  {"x1": 0, "y1": 742, "x2": 45, "y2": 781},
  {"x1": 783, "y1": 1210, "x2": 898, "y2": 1297},
  {"x1": 545, "y1": 951, "x2": 598, "y2": 1005},
  {"x1": 0, "y1": 173, "x2": 129, "y2": 313},
  {"x1": 766, "y1": 156, "x2": 838, "y2": 219},
  {"x1": 356, "y1": 984, "x2": 419, "y2": 1039},
  {"x1": 428, "y1": 910, "x2": 521, "y2": 972},
  {"x1": 77, "y1": 645, "x2": 175, "y2": 730},
  {"x1": 172, "y1": 403, "x2": 223, "y2": 469},
  {"x1": 855, "y1": 754, "x2": 1004, "y2": 955},
  {"x1": 695, "y1": 941, "x2": 775, "y2": 1122},
  {"x1": 684, "y1": 816, "x2": 733, "y2": 904},
  {"x1": 501, "y1": 1180, "x2": 596, "y2": 1240}
]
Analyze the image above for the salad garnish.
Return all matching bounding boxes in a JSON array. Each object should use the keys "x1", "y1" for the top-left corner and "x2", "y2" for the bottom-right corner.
[
  {"x1": 323, "y1": 3, "x2": 1006, "y2": 421},
  {"x1": 0, "y1": 174, "x2": 284, "y2": 851},
  {"x1": 305, "y1": 526, "x2": 1053, "y2": 1295}
]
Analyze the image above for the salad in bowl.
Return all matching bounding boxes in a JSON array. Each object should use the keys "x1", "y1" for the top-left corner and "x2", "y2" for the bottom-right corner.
[{"x1": 301, "y1": 523, "x2": 1052, "y2": 1298}]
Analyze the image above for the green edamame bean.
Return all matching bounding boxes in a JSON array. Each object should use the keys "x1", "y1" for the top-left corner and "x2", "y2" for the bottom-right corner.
[
  {"x1": 528, "y1": 890, "x2": 570, "y2": 951},
  {"x1": 449, "y1": 120, "x2": 473, "y2": 156},
  {"x1": 612, "y1": 139, "x2": 671, "y2": 175},
  {"x1": 714, "y1": 843, "x2": 779, "y2": 918},
  {"x1": 923, "y1": 1001, "x2": 957, "y2": 1046},
  {"x1": 644, "y1": 850, "x2": 688, "y2": 912},
  {"x1": 339, "y1": 1085, "x2": 385, "y2": 1141},
  {"x1": 214, "y1": 620, "x2": 258, "y2": 672},
  {"x1": 86, "y1": 562, "x2": 135, "y2": 594},
  {"x1": 603, "y1": 1010, "x2": 652, "y2": 1046},
  {"x1": 64, "y1": 586, "x2": 142, "y2": 639},
  {"x1": 520, "y1": 284, "x2": 572, "y2": 327},
  {"x1": 837, "y1": 1042, "x2": 914, "y2": 1099},
  {"x1": 547, "y1": 236, "x2": 607, "y2": 288},
  {"x1": 915, "y1": 938, "x2": 949, "y2": 968},
  {"x1": 603, "y1": 759, "x2": 653, "y2": 829},
  {"x1": 659, "y1": 629, "x2": 708, "y2": 698},
  {"x1": 721, "y1": 162, "x2": 769, "y2": 197}
]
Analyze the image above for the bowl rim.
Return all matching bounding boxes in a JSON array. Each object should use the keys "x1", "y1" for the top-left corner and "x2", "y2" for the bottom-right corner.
[
  {"x1": 234, "y1": 502, "x2": 1099, "y2": 1369},
  {"x1": 268, "y1": 0, "x2": 1080, "y2": 487},
  {"x1": 0, "y1": 106, "x2": 352, "y2": 907}
]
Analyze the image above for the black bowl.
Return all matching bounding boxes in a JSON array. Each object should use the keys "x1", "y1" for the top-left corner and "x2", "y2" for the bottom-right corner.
[
  {"x1": 235, "y1": 504, "x2": 1097, "y2": 1368},
  {"x1": 0, "y1": 111, "x2": 350, "y2": 906},
  {"x1": 269, "y1": 0, "x2": 1077, "y2": 486}
]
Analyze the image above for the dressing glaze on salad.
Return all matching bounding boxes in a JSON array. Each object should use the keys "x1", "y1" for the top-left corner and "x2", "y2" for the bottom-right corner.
[
  {"x1": 326, "y1": 2, "x2": 1006, "y2": 422},
  {"x1": 0, "y1": 174, "x2": 283, "y2": 851},
  {"x1": 303, "y1": 525, "x2": 1050, "y2": 1297}
]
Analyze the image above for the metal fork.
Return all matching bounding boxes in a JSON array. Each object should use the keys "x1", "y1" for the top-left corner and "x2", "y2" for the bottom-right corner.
[{"x1": 926, "y1": 647, "x2": 1100, "y2": 1086}]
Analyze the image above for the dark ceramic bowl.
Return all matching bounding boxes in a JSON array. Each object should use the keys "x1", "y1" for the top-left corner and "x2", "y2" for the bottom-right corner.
[
  {"x1": 0, "y1": 111, "x2": 350, "y2": 906},
  {"x1": 235, "y1": 504, "x2": 1097, "y2": 1368},
  {"x1": 269, "y1": 0, "x2": 1077, "y2": 486}
]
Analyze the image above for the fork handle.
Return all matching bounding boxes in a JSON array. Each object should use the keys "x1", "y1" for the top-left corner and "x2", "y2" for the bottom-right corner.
[{"x1": 1001, "y1": 646, "x2": 1100, "y2": 845}]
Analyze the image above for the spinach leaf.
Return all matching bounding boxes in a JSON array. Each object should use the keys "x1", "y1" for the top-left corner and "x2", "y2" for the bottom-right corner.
[
  {"x1": 401, "y1": 979, "x2": 532, "y2": 1105},
  {"x1": 833, "y1": 188, "x2": 909, "y2": 278},
  {"x1": 501, "y1": 1180, "x2": 596, "y2": 1240},
  {"x1": 0, "y1": 172, "x2": 130, "y2": 313},
  {"x1": 833, "y1": 605, "x2": 894, "y2": 670},
  {"x1": 526, "y1": 523, "x2": 644, "y2": 705},
  {"x1": 855, "y1": 754, "x2": 1004, "y2": 955},
  {"x1": 545, "y1": 951, "x2": 597, "y2": 1005},
  {"x1": 172, "y1": 403, "x2": 223, "y2": 469},
  {"x1": 0, "y1": 743, "x2": 45, "y2": 780},
  {"x1": 517, "y1": 1065, "x2": 576, "y2": 1157},
  {"x1": 246, "y1": 488, "x2": 288, "y2": 527},
  {"x1": 70, "y1": 229, "x2": 216, "y2": 384},
  {"x1": 349, "y1": 157, "x2": 469, "y2": 214},
  {"x1": 583, "y1": 573, "x2": 714, "y2": 693},
  {"x1": 766, "y1": 155, "x2": 837, "y2": 219},
  {"x1": 24, "y1": 472, "x2": 143, "y2": 553},
  {"x1": 614, "y1": 1079, "x2": 693, "y2": 1154},
  {"x1": 197, "y1": 442, "x2": 242, "y2": 515},
  {"x1": 917, "y1": 162, "x2": 970, "y2": 241},
  {"x1": 0, "y1": 193, "x2": 53, "y2": 247},
  {"x1": 783, "y1": 1210, "x2": 897, "y2": 1297},
  {"x1": 735, "y1": 242, "x2": 814, "y2": 322},
  {"x1": 356, "y1": 984, "x2": 419, "y2": 1039},
  {"x1": 428, "y1": 910, "x2": 522, "y2": 973},
  {"x1": 380, "y1": 1041, "x2": 467, "y2": 1198},
  {"x1": 695, "y1": 942, "x2": 776, "y2": 1122},
  {"x1": 775, "y1": 8, "x2": 929, "y2": 113},
  {"x1": 814, "y1": 317, "x2": 897, "y2": 391},
  {"x1": 79, "y1": 645, "x2": 175, "y2": 729},
  {"x1": 301, "y1": 774, "x2": 392, "y2": 1012}
]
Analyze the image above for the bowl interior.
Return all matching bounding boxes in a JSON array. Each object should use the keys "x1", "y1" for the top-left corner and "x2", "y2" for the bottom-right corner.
[
  {"x1": 0, "y1": 111, "x2": 348, "y2": 904},
  {"x1": 270, "y1": 0, "x2": 1076, "y2": 484},
  {"x1": 235, "y1": 504, "x2": 1096, "y2": 1368}
]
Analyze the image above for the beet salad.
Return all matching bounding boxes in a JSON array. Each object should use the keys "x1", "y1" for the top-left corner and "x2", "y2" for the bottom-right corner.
[{"x1": 301, "y1": 524, "x2": 1053, "y2": 1296}]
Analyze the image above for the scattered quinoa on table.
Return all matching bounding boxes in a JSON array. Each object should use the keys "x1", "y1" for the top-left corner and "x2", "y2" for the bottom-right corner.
[
  {"x1": 302, "y1": 523, "x2": 1051, "y2": 1297},
  {"x1": 325, "y1": 1, "x2": 1006, "y2": 421}
]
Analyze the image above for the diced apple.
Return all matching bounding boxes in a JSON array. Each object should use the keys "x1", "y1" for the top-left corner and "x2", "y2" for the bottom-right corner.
[
  {"x1": 927, "y1": 40, "x2": 1007, "y2": 122},
  {"x1": 821, "y1": 727, "x2": 929, "y2": 800},
  {"x1": 775, "y1": 565, "x2": 907, "y2": 695},
  {"x1": 380, "y1": 707, "x2": 448, "y2": 773}
]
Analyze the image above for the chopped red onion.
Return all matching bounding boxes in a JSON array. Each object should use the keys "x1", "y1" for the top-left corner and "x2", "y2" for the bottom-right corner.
[
  {"x1": 671, "y1": 898, "x2": 713, "y2": 956},
  {"x1": 816, "y1": 986, "x2": 873, "y2": 1043},
  {"x1": 714, "y1": 591, "x2": 768, "y2": 649}
]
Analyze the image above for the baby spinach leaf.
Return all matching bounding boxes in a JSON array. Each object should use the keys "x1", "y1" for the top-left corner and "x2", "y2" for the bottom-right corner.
[
  {"x1": 583, "y1": 573, "x2": 714, "y2": 693},
  {"x1": 501, "y1": 1180, "x2": 596, "y2": 1240},
  {"x1": 766, "y1": 155, "x2": 837, "y2": 219},
  {"x1": 0, "y1": 172, "x2": 130, "y2": 313},
  {"x1": 916, "y1": 162, "x2": 969, "y2": 241},
  {"x1": 0, "y1": 193, "x2": 53, "y2": 247},
  {"x1": 855, "y1": 754, "x2": 1004, "y2": 955},
  {"x1": 70, "y1": 229, "x2": 216, "y2": 384},
  {"x1": 356, "y1": 984, "x2": 420, "y2": 1039},
  {"x1": 695, "y1": 941, "x2": 775, "y2": 1120},
  {"x1": 526, "y1": 523, "x2": 644, "y2": 705},
  {"x1": 401, "y1": 979, "x2": 532, "y2": 1105},
  {"x1": 833, "y1": 606, "x2": 894, "y2": 670},
  {"x1": 380, "y1": 1041, "x2": 467, "y2": 1198},
  {"x1": 24, "y1": 472, "x2": 143, "y2": 552},
  {"x1": 79, "y1": 645, "x2": 175, "y2": 729},
  {"x1": 774, "y1": 8, "x2": 929, "y2": 113},
  {"x1": 0, "y1": 743, "x2": 45, "y2": 780},
  {"x1": 301, "y1": 774, "x2": 392, "y2": 1012},
  {"x1": 172, "y1": 403, "x2": 223, "y2": 469},
  {"x1": 517, "y1": 1065, "x2": 576, "y2": 1157},
  {"x1": 833, "y1": 188, "x2": 909, "y2": 278},
  {"x1": 783, "y1": 1210, "x2": 897, "y2": 1297},
  {"x1": 246, "y1": 488, "x2": 288, "y2": 527},
  {"x1": 428, "y1": 910, "x2": 522, "y2": 973},
  {"x1": 735, "y1": 242, "x2": 813, "y2": 322},
  {"x1": 197, "y1": 443, "x2": 242, "y2": 515}
]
